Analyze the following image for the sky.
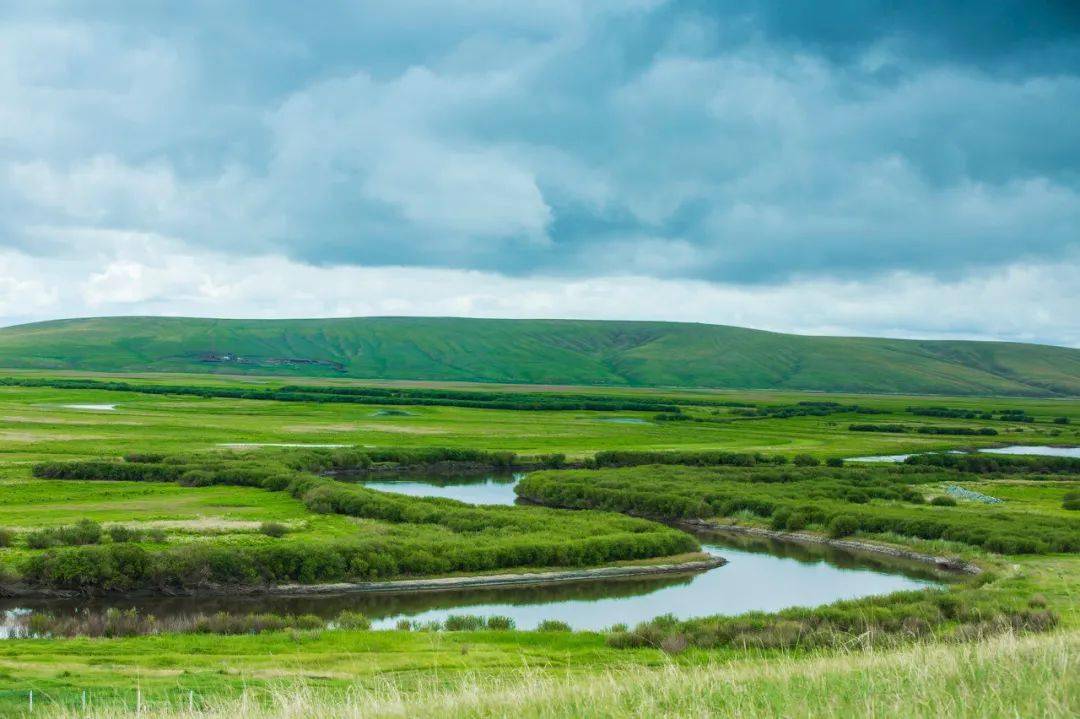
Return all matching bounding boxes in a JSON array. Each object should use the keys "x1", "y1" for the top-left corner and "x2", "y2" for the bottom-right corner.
[{"x1": 1, "y1": 1, "x2": 1078, "y2": 346}]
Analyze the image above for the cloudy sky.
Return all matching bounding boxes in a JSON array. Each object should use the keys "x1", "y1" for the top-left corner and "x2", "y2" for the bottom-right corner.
[{"x1": 2, "y1": 1, "x2": 1078, "y2": 345}]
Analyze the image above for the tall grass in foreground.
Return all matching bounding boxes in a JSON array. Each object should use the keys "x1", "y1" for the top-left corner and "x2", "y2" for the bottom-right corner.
[{"x1": 43, "y1": 631, "x2": 1077, "y2": 718}]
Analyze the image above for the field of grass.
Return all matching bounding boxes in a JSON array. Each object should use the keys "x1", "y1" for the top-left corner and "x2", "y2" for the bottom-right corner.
[
  {"x1": 1, "y1": 375, "x2": 1076, "y2": 466},
  {"x1": 2, "y1": 315, "x2": 1079, "y2": 395},
  {"x1": 0, "y1": 373, "x2": 1075, "y2": 717}
]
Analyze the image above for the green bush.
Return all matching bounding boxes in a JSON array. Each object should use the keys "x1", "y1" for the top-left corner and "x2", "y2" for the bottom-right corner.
[
  {"x1": 792, "y1": 454, "x2": 820, "y2": 467},
  {"x1": 0, "y1": 528, "x2": 13, "y2": 547},
  {"x1": 259, "y1": 522, "x2": 289, "y2": 538},
  {"x1": 827, "y1": 515, "x2": 859, "y2": 538},
  {"x1": 107, "y1": 525, "x2": 141, "y2": 543},
  {"x1": 443, "y1": 614, "x2": 486, "y2": 631},
  {"x1": 1064, "y1": 491, "x2": 1080, "y2": 511},
  {"x1": 485, "y1": 615, "x2": 515, "y2": 630},
  {"x1": 607, "y1": 587, "x2": 1059, "y2": 651},
  {"x1": 517, "y1": 465, "x2": 1079, "y2": 554},
  {"x1": 930, "y1": 496, "x2": 958, "y2": 507},
  {"x1": 335, "y1": 611, "x2": 372, "y2": 630},
  {"x1": 24, "y1": 530, "x2": 57, "y2": 550},
  {"x1": 536, "y1": 619, "x2": 572, "y2": 631},
  {"x1": 22, "y1": 453, "x2": 698, "y2": 591},
  {"x1": 56, "y1": 519, "x2": 103, "y2": 546}
]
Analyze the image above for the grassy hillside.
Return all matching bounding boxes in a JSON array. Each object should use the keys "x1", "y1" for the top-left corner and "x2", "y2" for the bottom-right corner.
[{"x1": 1, "y1": 316, "x2": 1078, "y2": 396}]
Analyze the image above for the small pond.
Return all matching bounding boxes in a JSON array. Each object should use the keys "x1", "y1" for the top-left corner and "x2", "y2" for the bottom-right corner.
[
  {"x1": 849, "y1": 445, "x2": 1079, "y2": 462},
  {"x1": 360, "y1": 472, "x2": 524, "y2": 506},
  {"x1": 980, "y1": 445, "x2": 1080, "y2": 458}
]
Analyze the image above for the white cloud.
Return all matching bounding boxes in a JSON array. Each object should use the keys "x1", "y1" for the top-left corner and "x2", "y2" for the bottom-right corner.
[
  {"x1": 0, "y1": 2, "x2": 1077, "y2": 344},
  {"x1": 1, "y1": 239, "x2": 1077, "y2": 348}
]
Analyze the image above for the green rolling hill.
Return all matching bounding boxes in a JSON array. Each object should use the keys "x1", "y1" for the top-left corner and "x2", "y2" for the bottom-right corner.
[{"x1": 0, "y1": 316, "x2": 1077, "y2": 396}]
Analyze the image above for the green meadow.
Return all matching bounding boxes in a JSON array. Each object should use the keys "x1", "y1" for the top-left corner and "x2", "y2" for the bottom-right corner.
[
  {"x1": 0, "y1": 372, "x2": 1075, "y2": 717},
  {"x1": 2, "y1": 315, "x2": 1079, "y2": 395}
]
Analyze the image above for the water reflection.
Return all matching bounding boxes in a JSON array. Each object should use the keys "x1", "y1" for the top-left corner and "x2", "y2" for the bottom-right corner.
[{"x1": 359, "y1": 472, "x2": 524, "y2": 506}]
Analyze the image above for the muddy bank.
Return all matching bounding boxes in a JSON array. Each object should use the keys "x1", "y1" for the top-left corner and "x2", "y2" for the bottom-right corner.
[
  {"x1": 678, "y1": 519, "x2": 981, "y2": 575},
  {"x1": 1, "y1": 556, "x2": 726, "y2": 600}
]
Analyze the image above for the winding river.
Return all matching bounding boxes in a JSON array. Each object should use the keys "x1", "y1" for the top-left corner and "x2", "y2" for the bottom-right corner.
[{"x1": 1, "y1": 472, "x2": 942, "y2": 632}]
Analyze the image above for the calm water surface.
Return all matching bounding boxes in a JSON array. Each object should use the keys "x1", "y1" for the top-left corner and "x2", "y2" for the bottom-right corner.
[{"x1": 360, "y1": 472, "x2": 524, "y2": 506}]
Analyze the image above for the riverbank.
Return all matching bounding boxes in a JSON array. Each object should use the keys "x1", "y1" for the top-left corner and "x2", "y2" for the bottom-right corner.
[
  {"x1": 0, "y1": 556, "x2": 727, "y2": 599},
  {"x1": 678, "y1": 519, "x2": 981, "y2": 575}
]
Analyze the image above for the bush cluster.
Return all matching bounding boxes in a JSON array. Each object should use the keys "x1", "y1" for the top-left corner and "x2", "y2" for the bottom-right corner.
[
  {"x1": 517, "y1": 465, "x2": 1080, "y2": 554},
  {"x1": 903, "y1": 453, "x2": 1080, "y2": 475},
  {"x1": 588, "y1": 450, "x2": 788, "y2": 469},
  {"x1": 606, "y1": 588, "x2": 1058, "y2": 651},
  {"x1": 849, "y1": 424, "x2": 997, "y2": 436},
  {"x1": 22, "y1": 453, "x2": 698, "y2": 591},
  {"x1": 0, "y1": 377, "x2": 683, "y2": 413}
]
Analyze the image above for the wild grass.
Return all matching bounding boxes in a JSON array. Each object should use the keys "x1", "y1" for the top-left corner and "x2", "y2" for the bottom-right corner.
[{"x1": 33, "y1": 630, "x2": 1079, "y2": 718}]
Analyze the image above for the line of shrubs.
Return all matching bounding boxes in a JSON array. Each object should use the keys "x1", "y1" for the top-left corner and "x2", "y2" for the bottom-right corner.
[
  {"x1": 9, "y1": 607, "x2": 581, "y2": 639},
  {"x1": 278, "y1": 384, "x2": 686, "y2": 412},
  {"x1": 903, "y1": 453, "x2": 1080, "y2": 474},
  {"x1": 849, "y1": 424, "x2": 998, "y2": 436},
  {"x1": 0, "y1": 521, "x2": 168, "y2": 550},
  {"x1": 587, "y1": 450, "x2": 789, "y2": 468},
  {"x1": 606, "y1": 586, "x2": 1057, "y2": 651},
  {"x1": 516, "y1": 466, "x2": 1080, "y2": 554},
  {"x1": 0, "y1": 377, "x2": 682, "y2": 413}
]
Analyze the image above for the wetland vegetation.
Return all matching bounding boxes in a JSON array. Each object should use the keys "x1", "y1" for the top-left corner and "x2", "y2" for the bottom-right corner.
[{"x1": 0, "y1": 372, "x2": 1075, "y2": 716}]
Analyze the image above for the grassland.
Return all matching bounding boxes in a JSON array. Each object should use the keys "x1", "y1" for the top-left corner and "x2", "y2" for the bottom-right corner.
[
  {"x1": 0, "y1": 373, "x2": 1076, "y2": 717},
  {"x1": 2, "y1": 315, "x2": 1079, "y2": 395},
  {"x1": 28, "y1": 630, "x2": 1076, "y2": 718},
  {"x1": 1, "y1": 373, "x2": 1077, "y2": 465}
]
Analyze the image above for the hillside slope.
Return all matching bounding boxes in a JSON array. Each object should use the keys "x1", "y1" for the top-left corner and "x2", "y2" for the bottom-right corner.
[{"x1": 0, "y1": 316, "x2": 1077, "y2": 396}]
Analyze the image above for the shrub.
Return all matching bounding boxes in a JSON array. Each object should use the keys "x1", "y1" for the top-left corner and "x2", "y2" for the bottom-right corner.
[
  {"x1": 792, "y1": 454, "x2": 819, "y2": 467},
  {"x1": 785, "y1": 510, "x2": 811, "y2": 532},
  {"x1": 1053, "y1": 417, "x2": 1070, "y2": 424},
  {"x1": 443, "y1": 614, "x2": 486, "y2": 631},
  {"x1": 536, "y1": 619, "x2": 572, "y2": 632},
  {"x1": 56, "y1": 519, "x2": 102, "y2": 546},
  {"x1": 930, "y1": 496, "x2": 958, "y2": 507},
  {"x1": 1064, "y1": 491, "x2": 1080, "y2": 511},
  {"x1": 827, "y1": 515, "x2": 859, "y2": 538},
  {"x1": 540, "y1": 453, "x2": 566, "y2": 469},
  {"x1": 107, "y1": 525, "x2": 140, "y2": 543},
  {"x1": 145, "y1": 528, "x2": 168, "y2": 543},
  {"x1": 769, "y1": 508, "x2": 792, "y2": 531},
  {"x1": 659, "y1": 633, "x2": 689, "y2": 654},
  {"x1": 826, "y1": 457, "x2": 845, "y2": 467},
  {"x1": 0, "y1": 528, "x2": 13, "y2": 548},
  {"x1": 24, "y1": 530, "x2": 58, "y2": 549},
  {"x1": 335, "y1": 611, "x2": 371, "y2": 630},
  {"x1": 259, "y1": 522, "x2": 289, "y2": 538},
  {"x1": 485, "y1": 615, "x2": 515, "y2": 630}
]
